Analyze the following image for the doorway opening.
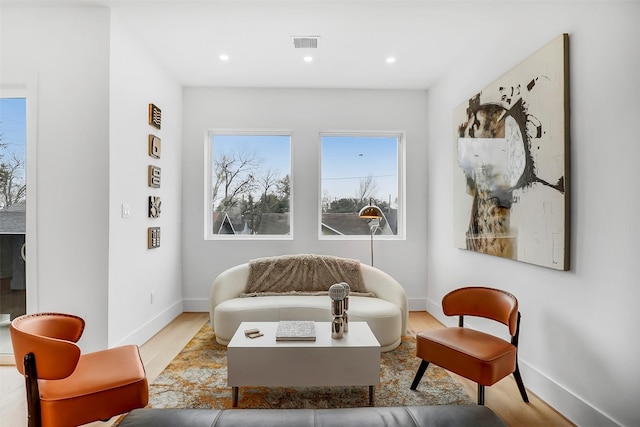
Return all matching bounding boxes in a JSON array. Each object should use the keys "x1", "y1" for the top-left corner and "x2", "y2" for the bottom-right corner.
[{"x1": 0, "y1": 97, "x2": 27, "y2": 355}]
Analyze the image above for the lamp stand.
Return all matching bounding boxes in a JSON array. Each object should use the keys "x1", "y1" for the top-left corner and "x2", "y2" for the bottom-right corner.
[
  {"x1": 368, "y1": 219, "x2": 379, "y2": 266},
  {"x1": 369, "y1": 227, "x2": 374, "y2": 266}
]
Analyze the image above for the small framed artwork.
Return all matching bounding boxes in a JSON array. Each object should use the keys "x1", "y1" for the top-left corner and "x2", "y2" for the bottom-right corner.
[
  {"x1": 149, "y1": 103, "x2": 161, "y2": 129},
  {"x1": 149, "y1": 196, "x2": 161, "y2": 218},
  {"x1": 148, "y1": 165, "x2": 161, "y2": 188},
  {"x1": 148, "y1": 227, "x2": 161, "y2": 249},
  {"x1": 148, "y1": 134, "x2": 161, "y2": 159}
]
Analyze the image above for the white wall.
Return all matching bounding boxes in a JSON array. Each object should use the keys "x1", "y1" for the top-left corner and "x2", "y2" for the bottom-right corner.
[
  {"x1": 181, "y1": 88, "x2": 428, "y2": 311},
  {"x1": 425, "y1": 2, "x2": 640, "y2": 426},
  {"x1": 0, "y1": 5, "x2": 184, "y2": 352},
  {"x1": 108, "y1": 14, "x2": 184, "y2": 347},
  {"x1": 1, "y1": 6, "x2": 111, "y2": 351}
]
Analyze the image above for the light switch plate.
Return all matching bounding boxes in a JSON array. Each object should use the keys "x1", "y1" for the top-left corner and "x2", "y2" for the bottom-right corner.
[{"x1": 122, "y1": 203, "x2": 131, "y2": 218}]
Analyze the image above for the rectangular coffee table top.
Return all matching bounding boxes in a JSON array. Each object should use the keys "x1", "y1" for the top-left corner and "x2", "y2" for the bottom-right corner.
[
  {"x1": 228, "y1": 321, "x2": 380, "y2": 349},
  {"x1": 227, "y1": 321, "x2": 380, "y2": 388}
]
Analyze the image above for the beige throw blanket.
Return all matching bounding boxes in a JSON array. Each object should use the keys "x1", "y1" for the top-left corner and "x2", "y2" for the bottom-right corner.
[{"x1": 242, "y1": 254, "x2": 371, "y2": 297}]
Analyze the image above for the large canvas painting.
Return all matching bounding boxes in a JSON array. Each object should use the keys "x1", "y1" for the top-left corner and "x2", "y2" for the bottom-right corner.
[{"x1": 453, "y1": 34, "x2": 570, "y2": 270}]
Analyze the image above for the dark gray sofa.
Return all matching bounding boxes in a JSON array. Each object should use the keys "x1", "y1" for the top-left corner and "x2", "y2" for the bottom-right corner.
[{"x1": 117, "y1": 406, "x2": 507, "y2": 427}]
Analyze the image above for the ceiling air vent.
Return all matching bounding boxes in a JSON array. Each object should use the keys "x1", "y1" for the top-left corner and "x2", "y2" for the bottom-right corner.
[{"x1": 292, "y1": 36, "x2": 319, "y2": 49}]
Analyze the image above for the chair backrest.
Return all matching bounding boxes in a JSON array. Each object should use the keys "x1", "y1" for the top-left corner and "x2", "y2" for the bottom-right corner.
[
  {"x1": 10, "y1": 313, "x2": 85, "y2": 379},
  {"x1": 442, "y1": 287, "x2": 519, "y2": 336}
]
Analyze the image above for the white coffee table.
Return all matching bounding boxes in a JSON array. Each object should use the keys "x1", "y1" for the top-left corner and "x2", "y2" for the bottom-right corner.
[{"x1": 227, "y1": 321, "x2": 381, "y2": 407}]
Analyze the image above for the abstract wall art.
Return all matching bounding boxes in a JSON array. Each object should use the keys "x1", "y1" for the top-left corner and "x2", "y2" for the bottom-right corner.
[
  {"x1": 148, "y1": 103, "x2": 161, "y2": 129},
  {"x1": 453, "y1": 34, "x2": 570, "y2": 270},
  {"x1": 149, "y1": 196, "x2": 161, "y2": 218},
  {"x1": 148, "y1": 165, "x2": 161, "y2": 188},
  {"x1": 149, "y1": 134, "x2": 161, "y2": 159},
  {"x1": 148, "y1": 227, "x2": 161, "y2": 249}
]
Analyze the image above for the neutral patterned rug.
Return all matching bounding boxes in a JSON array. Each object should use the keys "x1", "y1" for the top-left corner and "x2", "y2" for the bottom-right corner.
[{"x1": 148, "y1": 323, "x2": 474, "y2": 409}]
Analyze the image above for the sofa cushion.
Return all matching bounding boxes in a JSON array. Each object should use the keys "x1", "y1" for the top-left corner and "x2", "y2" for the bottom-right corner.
[{"x1": 213, "y1": 295, "x2": 402, "y2": 351}]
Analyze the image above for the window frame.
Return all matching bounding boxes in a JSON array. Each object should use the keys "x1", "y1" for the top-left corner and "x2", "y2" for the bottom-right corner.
[
  {"x1": 318, "y1": 131, "x2": 406, "y2": 241},
  {"x1": 204, "y1": 129, "x2": 293, "y2": 240}
]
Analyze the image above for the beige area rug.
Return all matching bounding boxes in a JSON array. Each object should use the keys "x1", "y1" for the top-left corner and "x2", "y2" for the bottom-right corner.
[{"x1": 148, "y1": 323, "x2": 474, "y2": 409}]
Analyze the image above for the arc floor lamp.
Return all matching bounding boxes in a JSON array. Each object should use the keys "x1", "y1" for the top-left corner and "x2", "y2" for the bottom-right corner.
[{"x1": 359, "y1": 200, "x2": 383, "y2": 266}]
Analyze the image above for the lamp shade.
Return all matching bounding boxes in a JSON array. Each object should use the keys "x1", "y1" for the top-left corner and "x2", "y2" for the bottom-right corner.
[{"x1": 358, "y1": 204, "x2": 383, "y2": 219}]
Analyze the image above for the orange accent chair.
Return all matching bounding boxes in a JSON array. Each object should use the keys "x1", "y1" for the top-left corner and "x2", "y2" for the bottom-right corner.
[
  {"x1": 10, "y1": 312, "x2": 149, "y2": 427},
  {"x1": 410, "y1": 287, "x2": 529, "y2": 405}
]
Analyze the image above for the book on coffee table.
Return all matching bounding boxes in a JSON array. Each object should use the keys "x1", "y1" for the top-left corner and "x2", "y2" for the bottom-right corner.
[{"x1": 275, "y1": 320, "x2": 316, "y2": 341}]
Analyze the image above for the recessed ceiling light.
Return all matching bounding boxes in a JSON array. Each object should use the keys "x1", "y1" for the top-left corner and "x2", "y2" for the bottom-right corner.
[
  {"x1": 219, "y1": 54, "x2": 229, "y2": 61},
  {"x1": 386, "y1": 57, "x2": 396, "y2": 63},
  {"x1": 304, "y1": 56, "x2": 313, "y2": 62}
]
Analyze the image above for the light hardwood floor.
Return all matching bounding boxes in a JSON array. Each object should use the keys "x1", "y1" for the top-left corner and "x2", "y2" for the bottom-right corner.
[{"x1": 1, "y1": 311, "x2": 574, "y2": 426}]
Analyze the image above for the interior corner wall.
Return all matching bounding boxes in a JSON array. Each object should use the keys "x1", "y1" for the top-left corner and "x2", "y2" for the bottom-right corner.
[
  {"x1": 0, "y1": 6, "x2": 111, "y2": 352},
  {"x1": 424, "y1": 2, "x2": 639, "y2": 426},
  {"x1": 181, "y1": 88, "x2": 428, "y2": 311},
  {"x1": 108, "y1": 12, "x2": 184, "y2": 347}
]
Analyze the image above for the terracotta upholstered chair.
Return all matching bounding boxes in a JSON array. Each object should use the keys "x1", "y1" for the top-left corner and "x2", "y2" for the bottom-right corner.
[
  {"x1": 10, "y1": 312, "x2": 149, "y2": 427},
  {"x1": 410, "y1": 287, "x2": 529, "y2": 405}
]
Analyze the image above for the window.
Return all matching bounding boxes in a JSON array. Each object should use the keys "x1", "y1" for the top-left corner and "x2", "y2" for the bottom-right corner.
[
  {"x1": 206, "y1": 131, "x2": 291, "y2": 239},
  {"x1": 320, "y1": 133, "x2": 404, "y2": 238}
]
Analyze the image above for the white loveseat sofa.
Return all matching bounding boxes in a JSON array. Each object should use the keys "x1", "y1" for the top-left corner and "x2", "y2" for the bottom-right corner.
[{"x1": 209, "y1": 255, "x2": 408, "y2": 352}]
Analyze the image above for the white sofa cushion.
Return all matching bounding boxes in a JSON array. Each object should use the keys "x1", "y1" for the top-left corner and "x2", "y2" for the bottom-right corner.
[{"x1": 213, "y1": 295, "x2": 402, "y2": 352}]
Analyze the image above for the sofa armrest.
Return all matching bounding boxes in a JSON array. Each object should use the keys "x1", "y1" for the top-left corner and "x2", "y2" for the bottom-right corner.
[
  {"x1": 360, "y1": 263, "x2": 408, "y2": 335},
  {"x1": 209, "y1": 264, "x2": 250, "y2": 330}
]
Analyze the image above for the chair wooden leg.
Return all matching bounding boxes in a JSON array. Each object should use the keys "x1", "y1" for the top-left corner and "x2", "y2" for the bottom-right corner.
[
  {"x1": 410, "y1": 360, "x2": 430, "y2": 390},
  {"x1": 513, "y1": 362, "x2": 529, "y2": 403},
  {"x1": 24, "y1": 353, "x2": 42, "y2": 427},
  {"x1": 477, "y1": 384, "x2": 485, "y2": 405}
]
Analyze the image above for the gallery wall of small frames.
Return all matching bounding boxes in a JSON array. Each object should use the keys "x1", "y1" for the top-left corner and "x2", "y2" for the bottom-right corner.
[{"x1": 148, "y1": 103, "x2": 161, "y2": 249}]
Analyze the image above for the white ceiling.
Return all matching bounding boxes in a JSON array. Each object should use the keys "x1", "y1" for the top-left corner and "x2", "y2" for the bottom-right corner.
[
  {"x1": 8, "y1": 0, "x2": 556, "y2": 89},
  {"x1": 109, "y1": 0, "x2": 469, "y2": 89}
]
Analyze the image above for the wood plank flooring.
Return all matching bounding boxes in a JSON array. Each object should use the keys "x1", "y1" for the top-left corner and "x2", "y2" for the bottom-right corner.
[{"x1": 1, "y1": 311, "x2": 574, "y2": 426}]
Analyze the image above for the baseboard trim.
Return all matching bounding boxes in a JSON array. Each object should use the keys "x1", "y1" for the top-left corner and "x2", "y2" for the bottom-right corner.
[
  {"x1": 425, "y1": 297, "x2": 443, "y2": 320},
  {"x1": 113, "y1": 300, "x2": 183, "y2": 348},
  {"x1": 424, "y1": 298, "x2": 618, "y2": 426},
  {"x1": 183, "y1": 298, "x2": 209, "y2": 313},
  {"x1": 519, "y1": 361, "x2": 618, "y2": 426}
]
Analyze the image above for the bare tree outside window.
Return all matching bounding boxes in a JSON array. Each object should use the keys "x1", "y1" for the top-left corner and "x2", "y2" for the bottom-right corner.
[
  {"x1": 0, "y1": 153, "x2": 26, "y2": 209},
  {"x1": 213, "y1": 150, "x2": 259, "y2": 212},
  {"x1": 208, "y1": 133, "x2": 291, "y2": 237},
  {"x1": 356, "y1": 174, "x2": 378, "y2": 205}
]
